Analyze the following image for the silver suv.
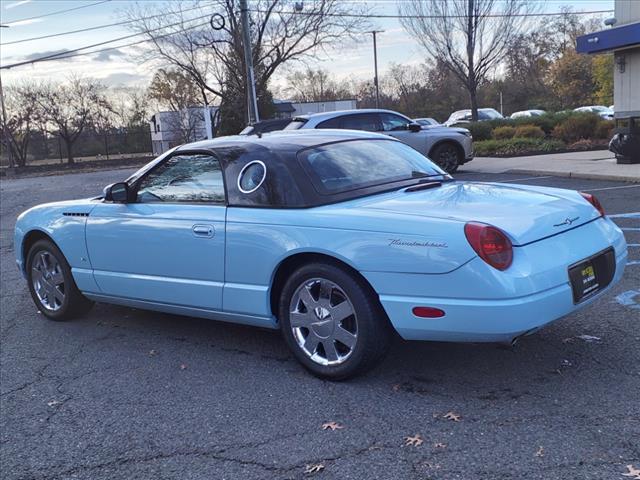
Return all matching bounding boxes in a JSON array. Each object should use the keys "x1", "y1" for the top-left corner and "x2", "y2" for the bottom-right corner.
[{"x1": 284, "y1": 109, "x2": 473, "y2": 173}]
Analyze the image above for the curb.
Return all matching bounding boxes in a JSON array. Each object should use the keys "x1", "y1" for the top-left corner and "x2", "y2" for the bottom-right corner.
[{"x1": 506, "y1": 169, "x2": 640, "y2": 183}]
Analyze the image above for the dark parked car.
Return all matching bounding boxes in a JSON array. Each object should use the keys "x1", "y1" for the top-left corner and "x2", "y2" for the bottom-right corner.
[{"x1": 239, "y1": 119, "x2": 292, "y2": 135}]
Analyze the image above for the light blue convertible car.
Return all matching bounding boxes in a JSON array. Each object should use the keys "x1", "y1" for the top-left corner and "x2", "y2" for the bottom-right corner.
[{"x1": 15, "y1": 130, "x2": 627, "y2": 378}]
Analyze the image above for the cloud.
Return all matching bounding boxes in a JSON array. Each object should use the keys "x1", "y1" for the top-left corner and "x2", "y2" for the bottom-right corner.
[
  {"x1": 5, "y1": 0, "x2": 31, "y2": 9},
  {"x1": 93, "y1": 49, "x2": 126, "y2": 62},
  {"x1": 5, "y1": 17, "x2": 42, "y2": 27},
  {"x1": 21, "y1": 49, "x2": 71, "y2": 62},
  {"x1": 100, "y1": 72, "x2": 148, "y2": 87}
]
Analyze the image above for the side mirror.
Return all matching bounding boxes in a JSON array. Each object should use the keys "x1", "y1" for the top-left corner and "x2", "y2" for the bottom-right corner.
[
  {"x1": 408, "y1": 122, "x2": 422, "y2": 132},
  {"x1": 103, "y1": 182, "x2": 130, "y2": 203}
]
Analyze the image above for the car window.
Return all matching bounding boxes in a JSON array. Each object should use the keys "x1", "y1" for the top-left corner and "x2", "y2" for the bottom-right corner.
[
  {"x1": 380, "y1": 113, "x2": 410, "y2": 131},
  {"x1": 316, "y1": 117, "x2": 342, "y2": 129},
  {"x1": 298, "y1": 139, "x2": 445, "y2": 194},
  {"x1": 340, "y1": 113, "x2": 380, "y2": 132},
  {"x1": 136, "y1": 153, "x2": 225, "y2": 203}
]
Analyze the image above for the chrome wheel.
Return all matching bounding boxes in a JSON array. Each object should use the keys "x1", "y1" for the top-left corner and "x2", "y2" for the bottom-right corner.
[
  {"x1": 31, "y1": 250, "x2": 65, "y2": 311},
  {"x1": 289, "y1": 278, "x2": 358, "y2": 366}
]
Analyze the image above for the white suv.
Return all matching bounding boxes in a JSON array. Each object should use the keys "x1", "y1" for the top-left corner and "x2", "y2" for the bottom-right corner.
[{"x1": 284, "y1": 109, "x2": 473, "y2": 173}]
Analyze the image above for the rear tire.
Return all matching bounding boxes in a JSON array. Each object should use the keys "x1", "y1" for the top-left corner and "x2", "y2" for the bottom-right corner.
[
  {"x1": 279, "y1": 261, "x2": 392, "y2": 380},
  {"x1": 430, "y1": 142, "x2": 461, "y2": 173},
  {"x1": 26, "y1": 239, "x2": 93, "y2": 321}
]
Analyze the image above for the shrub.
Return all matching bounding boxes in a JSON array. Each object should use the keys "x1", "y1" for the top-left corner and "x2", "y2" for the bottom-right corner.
[
  {"x1": 552, "y1": 113, "x2": 600, "y2": 143},
  {"x1": 450, "y1": 121, "x2": 493, "y2": 141},
  {"x1": 514, "y1": 125, "x2": 545, "y2": 139},
  {"x1": 492, "y1": 126, "x2": 516, "y2": 140},
  {"x1": 595, "y1": 120, "x2": 614, "y2": 140},
  {"x1": 474, "y1": 138, "x2": 565, "y2": 156}
]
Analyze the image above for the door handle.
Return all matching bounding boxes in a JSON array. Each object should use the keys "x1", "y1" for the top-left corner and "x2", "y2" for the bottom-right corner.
[{"x1": 192, "y1": 224, "x2": 214, "y2": 238}]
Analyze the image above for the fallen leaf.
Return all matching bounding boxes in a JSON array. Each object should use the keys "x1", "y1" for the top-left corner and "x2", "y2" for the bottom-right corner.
[
  {"x1": 623, "y1": 465, "x2": 640, "y2": 479},
  {"x1": 304, "y1": 463, "x2": 324, "y2": 474},
  {"x1": 321, "y1": 421, "x2": 344, "y2": 431},
  {"x1": 443, "y1": 411, "x2": 462, "y2": 422},
  {"x1": 392, "y1": 383, "x2": 401, "y2": 392},
  {"x1": 404, "y1": 434, "x2": 423, "y2": 447},
  {"x1": 180, "y1": 364, "x2": 187, "y2": 370},
  {"x1": 434, "y1": 442, "x2": 447, "y2": 449},
  {"x1": 149, "y1": 349, "x2": 157, "y2": 356},
  {"x1": 47, "y1": 400, "x2": 61, "y2": 407},
  {"x1": 576, "y1": 334, "x2": 601, "y2": 343},
  {"x1": 535, "y1": 446, "x2": 544, "y2": 457}
]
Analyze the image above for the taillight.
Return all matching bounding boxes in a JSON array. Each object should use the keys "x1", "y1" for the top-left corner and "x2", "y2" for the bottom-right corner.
[
  {"x1": 464, "y1": 222, "x2": 513, "y2": 271},
  {"x1": 579, "y1": 192, "x2": 605, "y2": 217}
]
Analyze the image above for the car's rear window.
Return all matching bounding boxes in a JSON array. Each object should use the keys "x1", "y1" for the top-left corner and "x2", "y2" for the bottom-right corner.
[{"x1": 298, "y1": 139, "x2": 445, "y2": 194}]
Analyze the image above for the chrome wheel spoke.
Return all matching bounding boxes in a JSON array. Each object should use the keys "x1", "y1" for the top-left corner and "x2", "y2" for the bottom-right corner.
[
  {"x1": 298, "y1": 285, "x2": 317, "y2": 309},
  {"x1": 303, "y1": 334, "x2": 320, "y2": 354},
  {"x1": 330, "y1": 301, "x2": 353, "y2": 323},
  {"x1": 290, "y1": 311, "x2": 315, "y2": 328},
  {"x1": 323, "y1": 340, "x2": 339, "y2": 362},
  {"x1": 334, "y1": 326, "x2": 357, "y2": 349},
  {"x1": 53, "y1": 287, "x2": 65, "y2": 305}
]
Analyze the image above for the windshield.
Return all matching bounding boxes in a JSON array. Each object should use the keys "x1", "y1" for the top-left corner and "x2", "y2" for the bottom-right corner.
[
  {"x1": 284, "y1": 118, "x2": 308, "y2": 130},
  {"x1": 480, "y1": 109, "x2": 503, "y2": 119},
  {"x1": 298, "y1": 139, "x2": 447, "y2": 194}
]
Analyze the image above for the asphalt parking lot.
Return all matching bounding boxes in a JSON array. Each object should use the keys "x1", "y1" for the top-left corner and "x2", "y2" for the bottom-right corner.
[{"x1": 1, "y1": 167, "x2": 638, "y2": 480}]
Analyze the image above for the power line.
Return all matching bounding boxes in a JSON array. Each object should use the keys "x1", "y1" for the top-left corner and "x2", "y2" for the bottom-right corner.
[
  {"x1": 1, "y1": 14, "x2": 213, "y2": 70},
  {"x1": 2, "y1": 0, "x2": 111, "y2": 25},
  {"x1": 249, "y1": 7, "x2": 614, "y2": 19},
  {"x1": 2, "y1": 4, "x2": 206, "y2": 46},
  {"x1": 45, "y1": 21, "x2": 212, "y2": 64}
]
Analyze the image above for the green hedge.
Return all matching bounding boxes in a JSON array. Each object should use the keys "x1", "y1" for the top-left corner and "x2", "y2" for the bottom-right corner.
[{"x1": 474, "y1": 138, "x2": 566, "y2": 156}]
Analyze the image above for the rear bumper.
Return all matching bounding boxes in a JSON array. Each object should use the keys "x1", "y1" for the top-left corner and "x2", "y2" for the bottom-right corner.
[
  {"x1": 364, "y1": 217, "x2": 627, "y2": 342},
  {"x1": 379, "y1": 249, "x2": 626, "y2": 342}
]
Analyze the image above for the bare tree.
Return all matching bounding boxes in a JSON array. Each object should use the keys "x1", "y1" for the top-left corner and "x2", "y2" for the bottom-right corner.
[
  {"x1": 282, "y1": 67, "x2": 353, "y2": 102},
  {"x1": 1, "y1": 84, "x2": 37, "y2": 167},
  {"x1": 27, "y1": 77, "x2": 111, "y2": 164},
  {"x1": 399, "y1": 0, "x2": 535, "y2": 120},
  {"x1": 124, "y1": 0, "x2": 368, "y2": 129}
]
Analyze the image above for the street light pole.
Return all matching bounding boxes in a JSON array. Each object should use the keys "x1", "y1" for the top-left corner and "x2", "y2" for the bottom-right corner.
[
  {"x1": 239, "y1": 0, "x2": 260, "y2": 124},
  {"x1": 369, "y1": 30, "x2": 384, "y2": 108}
]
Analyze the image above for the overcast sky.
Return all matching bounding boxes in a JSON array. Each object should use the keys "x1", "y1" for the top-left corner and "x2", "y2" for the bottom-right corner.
[{"x1": 0, "y1": 0, "x2": 615, "y2": 90}]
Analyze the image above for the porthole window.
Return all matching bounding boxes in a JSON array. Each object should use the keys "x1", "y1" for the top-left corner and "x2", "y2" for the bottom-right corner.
[{"x1": 238, "y1": 160, "x2": 266, "y2": 194}]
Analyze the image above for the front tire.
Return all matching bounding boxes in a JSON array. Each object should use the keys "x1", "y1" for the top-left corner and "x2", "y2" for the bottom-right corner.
[
  {"x1": 279, "y1": 262, "x2": 392, "y2": 380},
  {"x1": 430, "y1": 142, "x2": 461, "y2": 173},
  {"x1": 26, "y1": 239, "x2": 93, "y2": 321}
]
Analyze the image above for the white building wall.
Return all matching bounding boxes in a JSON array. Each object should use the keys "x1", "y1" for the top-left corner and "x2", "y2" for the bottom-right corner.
[
  {"x1": 613, "y1": 0, "x2": 640, "y2": 117},
  {"x1": 290, "y1": 100, "x2": 357, "y2": 116}
]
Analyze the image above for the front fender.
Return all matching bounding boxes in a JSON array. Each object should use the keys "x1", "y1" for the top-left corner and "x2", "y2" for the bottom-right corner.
[{"x1": 15, "y1": 200, "x2": 98, "y2": 286}]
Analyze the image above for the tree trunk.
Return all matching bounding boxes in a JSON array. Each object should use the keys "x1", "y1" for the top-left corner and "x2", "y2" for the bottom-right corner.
[
  {"x1": 63, "y1": 137, "x2": 74, "y2": 164},
  {"x1": 469, "y1": 84, "x2": 479, "y2": 122}
]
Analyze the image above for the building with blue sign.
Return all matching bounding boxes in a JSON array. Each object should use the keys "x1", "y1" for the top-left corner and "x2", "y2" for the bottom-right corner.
[{"x1": 577, "y1": 1, "x2": 640, "y2": 163}]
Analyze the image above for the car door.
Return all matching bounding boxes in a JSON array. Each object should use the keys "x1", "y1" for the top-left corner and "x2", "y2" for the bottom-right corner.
[
  {"x1": 85, "y1": 151, "x2": 226, "y2": 311},
  {"x1": 378, "y1": 112, "x2": 425, "y2": 152}
]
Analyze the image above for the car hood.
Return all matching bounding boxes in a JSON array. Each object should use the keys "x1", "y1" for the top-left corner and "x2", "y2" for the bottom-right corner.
[
  {"x1": 421, "y1": 125, "x2": 468, "y2": 134},
  {"x1": 357, "y1": 181, "x2": 600, "y2": 245}
]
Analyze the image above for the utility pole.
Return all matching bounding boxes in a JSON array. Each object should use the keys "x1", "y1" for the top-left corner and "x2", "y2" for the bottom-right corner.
[
  {"x1": 239, "y1": 0, "x2": 259, "y2": 124},
  {"x1": 0, "y1": 73, "x2": 16, "y2": 169},
  {"x1": 369, "y1": 30, "x2": 384, "y2": 108}
]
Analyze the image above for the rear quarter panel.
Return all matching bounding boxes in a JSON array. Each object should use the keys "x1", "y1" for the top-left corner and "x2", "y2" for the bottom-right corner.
[{"x1": 223, "y1": 205, "x2": 476, "y2": 317}]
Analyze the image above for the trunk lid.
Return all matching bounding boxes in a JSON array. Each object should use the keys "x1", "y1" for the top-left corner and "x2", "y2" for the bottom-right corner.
[{"x1": 360, "y1": 181, "x2": 600, "y2": 245}]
